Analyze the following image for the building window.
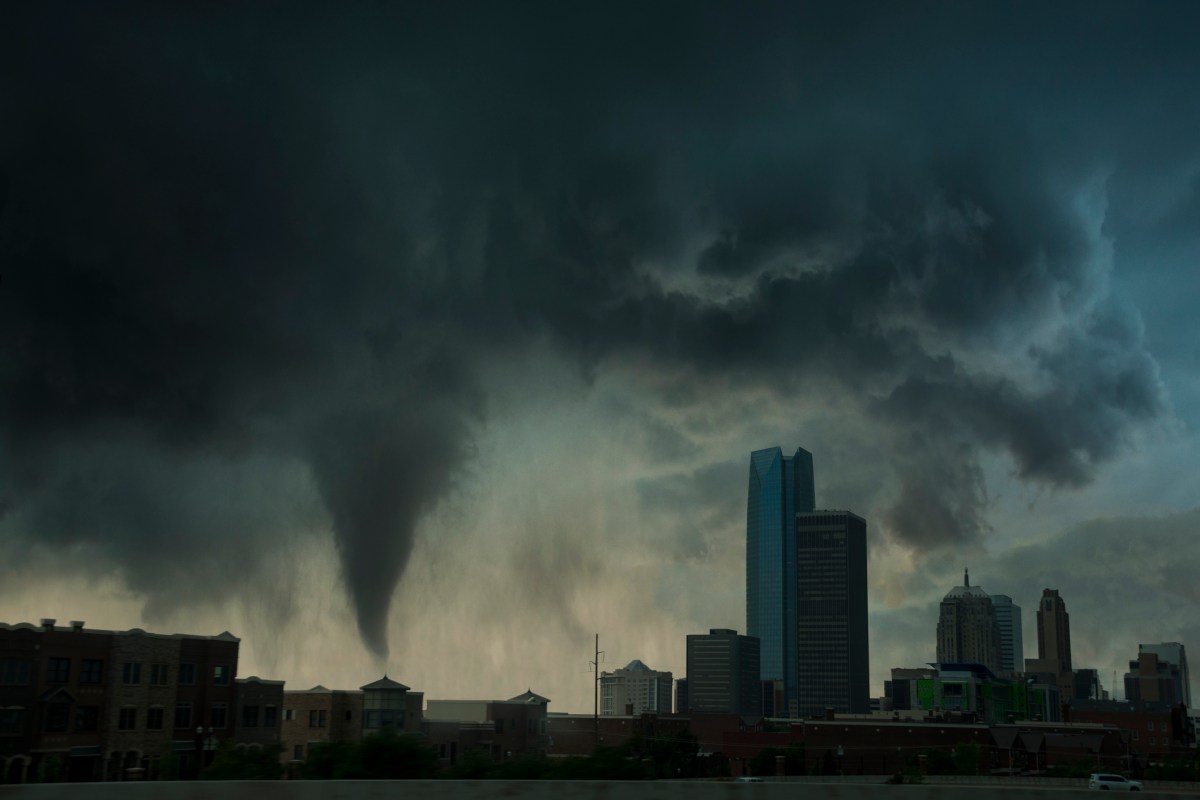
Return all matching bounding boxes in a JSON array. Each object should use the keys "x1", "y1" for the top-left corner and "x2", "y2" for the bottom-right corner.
[
  {"x1": 122, "y1": 662, "x2": 141, "y2": 685},
  {"x1": 1161, "y1": 722, "x2": 1168, "y2": 732},
  {"x1": 293, "y1": 744, "x2": 304, "y2": 760},
  {"x1": 242, "y1": 705, "x2": 259, "y2": 728},
  {"x1": 1133, "y1": 731, "x2": 1139, "y2": 741},
  {"x1": 0, "y1": 708, "x2": 22, "y2": 734},
  {"x1": 75, "y1": 706, "x2": 99, "y2": 732},
  {"x1": 309, "y1": 709, "x2": 327, "y2": 728},
  {"x1": 178, "y1": 663, "x2": 196, "y2": 685},
  {"x1": 80, "y1": 659, "x2": 103, "y2": 684},
  {"x1": 1149, "y1": 736, "x2": 1156, "y2": 745},
  {"x1": 263, "y1": 706, "x2": 277, "y2": 728},
  {"x1": 146, "y1": 707, "x2": 165, "y2": 730},
  {"x1": 494, "y1": 719, "x2": 503, "y2": 733},
  {"x1": 150, "y1": 664, "x2": 169, "y2": 685},
  {"x1": 345, "y1": 709, "x2": 353, "y2": 721},
  {"x1": 46, "y1": 658, "x2": 70, "y2": 684},
  {"x1": 1147, "y1": 721, "x2": 1155, "y2": 730},
  {"x1": 211, "y1": 703, "x2": 228, "y2": 729},
  {"x1": 118, "y1": 707, "x2": 137, "y2": 731},
  {"x1": 213, "y1": 665, "x2": 230, "y2": 685},
  {"x1": 0, "y1": 660, "x2": 32, "y2": 686},
  {"x1": 283, "y1": 709, "x2": 295, "y2": 722},
  {"x1": 43, "y1": 704, "x2": 70, "y2": 733},
  {"x1": 174, "y1": 702, "x2": 193, "y2": 729}
]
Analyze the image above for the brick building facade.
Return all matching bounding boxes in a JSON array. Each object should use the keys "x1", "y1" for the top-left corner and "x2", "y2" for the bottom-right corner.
[
  {"x1": 0, "y1": 620, "x2": 280, "y2": 783},
  {"x1": 281, "y1": 677, "x2": 423, "y2": 764}
]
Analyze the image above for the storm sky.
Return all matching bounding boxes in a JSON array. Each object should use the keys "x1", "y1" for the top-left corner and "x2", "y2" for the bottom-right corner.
[{"x1": 2, "y1": 2, "x2": 1199, "y2": 710}]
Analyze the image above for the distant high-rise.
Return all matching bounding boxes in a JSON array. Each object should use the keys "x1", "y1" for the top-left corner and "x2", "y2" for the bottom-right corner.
[
  {"x1": 1125, "y1": 642, "x2": 1190, "y2": 707},
  {"x1": 1025, "y1": 588, "x2": 1074, "y2": 699},
  {"x1": 747, "y1": 446, "x2": 815, "y2": 716},
  {"x1": 990, "y1": 594, "x2": 1024, "y2": 676},
  {"x1": 936, "y1": 569, "x2": 1002, "y2": 675},
  {"x1": 685, "y1": 629, "x2": 762, "y2": 716},
  {"x1": 795, "y1": 510, "x2": 870, "y2": 715},
  {"x1": 1036, "y1": 589, "x2": 1072, "y2": 675},
  {"x1": 599, "y1": 660, "x2": 672, "y2": 716}
]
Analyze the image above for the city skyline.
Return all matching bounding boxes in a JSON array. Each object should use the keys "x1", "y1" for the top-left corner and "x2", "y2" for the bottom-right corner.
[{"x1": 3, "y1": 3, "x2": 1200, "y2": 714}]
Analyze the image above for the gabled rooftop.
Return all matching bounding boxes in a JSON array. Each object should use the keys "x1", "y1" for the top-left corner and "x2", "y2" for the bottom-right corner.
[
  {"x1": 507, "y1": 689, "x2": 550, "y2": 705},
  {"x1": 361, "y1": 675, "x2": 410, "y2": 692}
]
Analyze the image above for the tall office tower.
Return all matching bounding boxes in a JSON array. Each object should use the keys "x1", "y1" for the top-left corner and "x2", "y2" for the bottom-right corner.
[
  {"x1": 1030, "y1": 588, "x2": 1073, "y2": 699},
  {"x1": 1124, "y1": 643, "x2": 1191, "y2": 706},
  {"x1": 936, "y1": 570, "x2": 1002, "y2": 675},
  {"x1": 685, "y1": 629, "x2": 762, "y2": 716},
  {"x1": 746, "y1": 446, "x2": 815, "y2": 716},
  {"x1": 990, "y1": 594, "x2": 1024, "y2": 676},
  {"x1": 1036, "y1": 589, "x2": 1072, "y2": 675},
  {"x1": 795, "y1": 510, "x2": 870, "y2": 715},
  {"x1": 599, "y1": 660, "x2": 673, "y2": 716}
]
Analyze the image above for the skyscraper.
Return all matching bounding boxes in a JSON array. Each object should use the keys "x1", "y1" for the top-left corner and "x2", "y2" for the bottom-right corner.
[
  {"x1": 1036, "y1": 589, "x2": 1072, "y2": 676},
  {"x1": 936, "y1": 570, "x2": 1002, "y2": 675},
  {"x1": 795, "y1": 510, "x2": 870, "y2": 715},
  {"x1": 1025, "y1": 588, "x2": 1074, "y2": 699},
  {"x1": 990, "y1": 594, "x2": 1024, "y2": 676},
  {"x1": 684, "y1": 629, "x2": 762, "y2": 716},
  {"x1": 746, "y1": 446, "x2": 814, "y2": 715}
]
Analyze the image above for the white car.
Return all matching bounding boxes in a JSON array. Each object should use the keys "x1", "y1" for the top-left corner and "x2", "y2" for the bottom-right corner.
[{"x1": 1088, "y1": 773, "x2": 1143, "y2": 791}]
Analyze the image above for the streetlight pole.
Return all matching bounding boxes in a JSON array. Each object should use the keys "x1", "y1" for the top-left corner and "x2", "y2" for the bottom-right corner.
[
  {"x1": 589, "y1": 634, "x2": 604, "y2": 751},
  {"x1": 194, "y1": 726, "x2": 213, "y2": 778}
]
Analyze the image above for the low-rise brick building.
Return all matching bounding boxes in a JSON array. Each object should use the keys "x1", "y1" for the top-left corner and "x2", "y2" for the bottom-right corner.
[
  {"x1": 1068, "y1": 698, "x2": 1190, "y2": 766},
  {"x1": 281, "y1": 676, "x2": 422, "y2": 764},
  {"x1": 234, "y1": 676, "x2": 285, "y2": 749},
  {"x1": 424, "y1": 690, "x2": 550, "y2": 768},
  {"x1": 0, "y1": 619, "x2": 281, "y2": 783}
]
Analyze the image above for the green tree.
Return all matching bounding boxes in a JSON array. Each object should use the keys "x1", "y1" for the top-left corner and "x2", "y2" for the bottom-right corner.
[
  {"x1": 952, "y1": 744, "x2": 981, "y2": 776},
  {"x1": 358, "y1": 729, "x2": 439, "y2": 779},
  {"x1": 300, "y1": 741, "x2": 361, "y2": 780},
  {"x1": 156, "y1": 741, "x2": 181, "y2": 780},
  {"x1": 921, "y1": 748, "x2": 955, "y2": 775},
  {"x1": 446, "y1": 747, "x2": 494, "y2": 780},
  {"x1": 203, "y1": 741, "x2": 285, "y2": 780},
  {"x1": 37, "y1": 754, "x2": 65, "y2": 783},
  {"x1": 748, "y1": 743, "x2": 805, "y2": 777},
  {"x1": 644, "y1": 728, "x2": 700, "y2": 778}
]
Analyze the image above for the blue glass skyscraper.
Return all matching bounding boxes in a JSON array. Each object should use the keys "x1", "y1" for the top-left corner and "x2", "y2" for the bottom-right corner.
[{"x1": 746, "y1": 446, "x2": 814, "y2": 716}]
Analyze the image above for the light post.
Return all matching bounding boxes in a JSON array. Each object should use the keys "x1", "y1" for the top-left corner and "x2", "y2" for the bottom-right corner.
[{"x1": 194, "y1": 726, "x2": 215, "y2": 777}]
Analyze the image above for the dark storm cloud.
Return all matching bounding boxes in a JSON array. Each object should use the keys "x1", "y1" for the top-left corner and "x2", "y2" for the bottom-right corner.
[{"x1": 1, "y1": 2, "x2": 1193, "y2": 652}]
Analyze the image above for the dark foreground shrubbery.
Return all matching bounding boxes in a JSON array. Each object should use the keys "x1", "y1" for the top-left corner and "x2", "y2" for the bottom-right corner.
[{"x1": 299, "y1": 726, "x2": 727, "y2": 781}]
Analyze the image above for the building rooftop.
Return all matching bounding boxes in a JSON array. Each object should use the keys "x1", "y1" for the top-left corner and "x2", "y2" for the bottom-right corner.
[
  {"x1": 507, "y1": 689, "x2": 550, "y2": 705},
  {"x1": 361, "y1": 675, "x2": 410, "y2": 691},
  {"x1": 943, "y1": 569, "x2": 991, "y2": 600},
  {"x1": 0, "y1": 620, "x2": 240, "y2": 642}
]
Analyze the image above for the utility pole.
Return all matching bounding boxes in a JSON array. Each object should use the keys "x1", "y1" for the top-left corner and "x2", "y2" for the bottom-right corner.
[{"x1": 589, "y1": 633, "x2": 604, "y2": 750}]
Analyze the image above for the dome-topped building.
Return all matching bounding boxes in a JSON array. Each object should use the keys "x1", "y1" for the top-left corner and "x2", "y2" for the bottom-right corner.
[{"x1": 936, "y1": 569, "x2": 1003, "y2": 675}]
